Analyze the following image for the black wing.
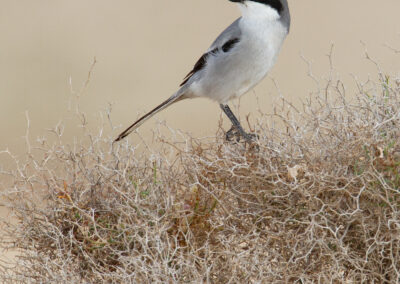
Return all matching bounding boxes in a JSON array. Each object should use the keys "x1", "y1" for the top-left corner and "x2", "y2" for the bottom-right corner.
[{"x1": 180, "y1": 47, "x2": 218, "y2": 87}]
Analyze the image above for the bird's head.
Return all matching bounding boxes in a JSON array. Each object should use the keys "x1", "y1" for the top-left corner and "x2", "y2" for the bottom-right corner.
[
  {"x1": 229, "y1": 0, "x2": 290, "y2": 29},
  {"x1": 229, "y1": 0, "x2": 284, "y2": 14}
]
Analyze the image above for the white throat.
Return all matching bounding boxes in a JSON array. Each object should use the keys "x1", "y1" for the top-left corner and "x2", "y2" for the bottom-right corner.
[{"x1": 238, "y1": 2, "x2": 281, "y2": 21}]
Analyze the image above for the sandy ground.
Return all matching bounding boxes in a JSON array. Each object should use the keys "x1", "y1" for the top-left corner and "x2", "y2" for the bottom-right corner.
[{"x1": 1, "y1": 0, "x2": 400, "y2": 264}]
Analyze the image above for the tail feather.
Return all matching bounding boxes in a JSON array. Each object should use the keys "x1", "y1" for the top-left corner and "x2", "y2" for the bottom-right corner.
[{"x1": 115, "y1": 92, "x2": 184, "y2": 142}]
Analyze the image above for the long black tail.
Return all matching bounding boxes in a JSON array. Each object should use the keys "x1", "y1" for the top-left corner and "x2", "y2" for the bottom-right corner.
[{"x1": 115, "y1": 92, "x2": 184, "y2": 142}]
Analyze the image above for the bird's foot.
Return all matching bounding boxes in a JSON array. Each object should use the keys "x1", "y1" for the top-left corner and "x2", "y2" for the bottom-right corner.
[{"x1": 225, "y1": 126, "x2": 258, "y2": 143}]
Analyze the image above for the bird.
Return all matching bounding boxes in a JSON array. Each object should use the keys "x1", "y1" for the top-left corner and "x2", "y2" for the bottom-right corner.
[{"x1": 115, "y1": 0, "x2": 290, "y2": 142}]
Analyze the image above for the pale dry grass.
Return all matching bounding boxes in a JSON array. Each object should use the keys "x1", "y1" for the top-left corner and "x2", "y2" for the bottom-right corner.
[{"x1": 1, "y1": 57, "x2": 400, "y2": 283}]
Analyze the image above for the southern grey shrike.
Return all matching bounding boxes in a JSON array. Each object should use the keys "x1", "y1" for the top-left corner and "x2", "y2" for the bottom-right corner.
[{"x1": 115, "y1": 0, "x2": 290, "y2": 142}]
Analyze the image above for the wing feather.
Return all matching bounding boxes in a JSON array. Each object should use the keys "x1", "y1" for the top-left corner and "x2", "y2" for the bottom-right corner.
[{"x1": 179, "y1": 18, "x2": 242, "y2": 87}]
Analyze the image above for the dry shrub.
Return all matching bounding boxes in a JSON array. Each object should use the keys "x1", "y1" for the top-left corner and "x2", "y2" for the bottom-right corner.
[{"x1": 1, "y1": 64, "x2": 400, "y2": 283}]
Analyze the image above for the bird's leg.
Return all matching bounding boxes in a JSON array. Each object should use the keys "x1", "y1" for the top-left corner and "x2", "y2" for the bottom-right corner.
[{"x1": 220, "y1": 104, "x2": 257, "y2": 142}]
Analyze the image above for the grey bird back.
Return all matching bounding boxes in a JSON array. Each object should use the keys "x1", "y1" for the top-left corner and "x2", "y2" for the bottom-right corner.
[{"x1": 209, "y1": 19, "x2": 242, "y2": 52}]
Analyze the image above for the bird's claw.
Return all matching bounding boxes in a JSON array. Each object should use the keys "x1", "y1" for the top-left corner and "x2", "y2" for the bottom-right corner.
[{"x1": 225, "y1": 126, "x2": 258, "y2": 143}]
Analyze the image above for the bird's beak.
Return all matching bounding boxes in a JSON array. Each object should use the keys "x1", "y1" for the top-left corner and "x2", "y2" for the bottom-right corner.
[{"x1": 229, "y1": 0, "x2": 246, "y2": 6}]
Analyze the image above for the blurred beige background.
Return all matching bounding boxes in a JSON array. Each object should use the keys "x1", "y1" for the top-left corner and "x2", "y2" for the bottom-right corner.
[
  {"x1": 0, "y1": 0, "x2": 400, "y2": 160},
  {"x1": 0, "y1": 0, "x2": 400, "y2": 265}
]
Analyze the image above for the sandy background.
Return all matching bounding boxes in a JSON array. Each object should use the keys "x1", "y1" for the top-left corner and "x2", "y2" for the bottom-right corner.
[{"x1": 0, "y1": 0, "x2": 400, "y2": 262}]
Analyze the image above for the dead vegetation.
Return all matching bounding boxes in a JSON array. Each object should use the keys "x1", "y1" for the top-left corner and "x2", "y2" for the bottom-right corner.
[{"x1": 1, "y1": 60, "x2": 400, "y2": 282}]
